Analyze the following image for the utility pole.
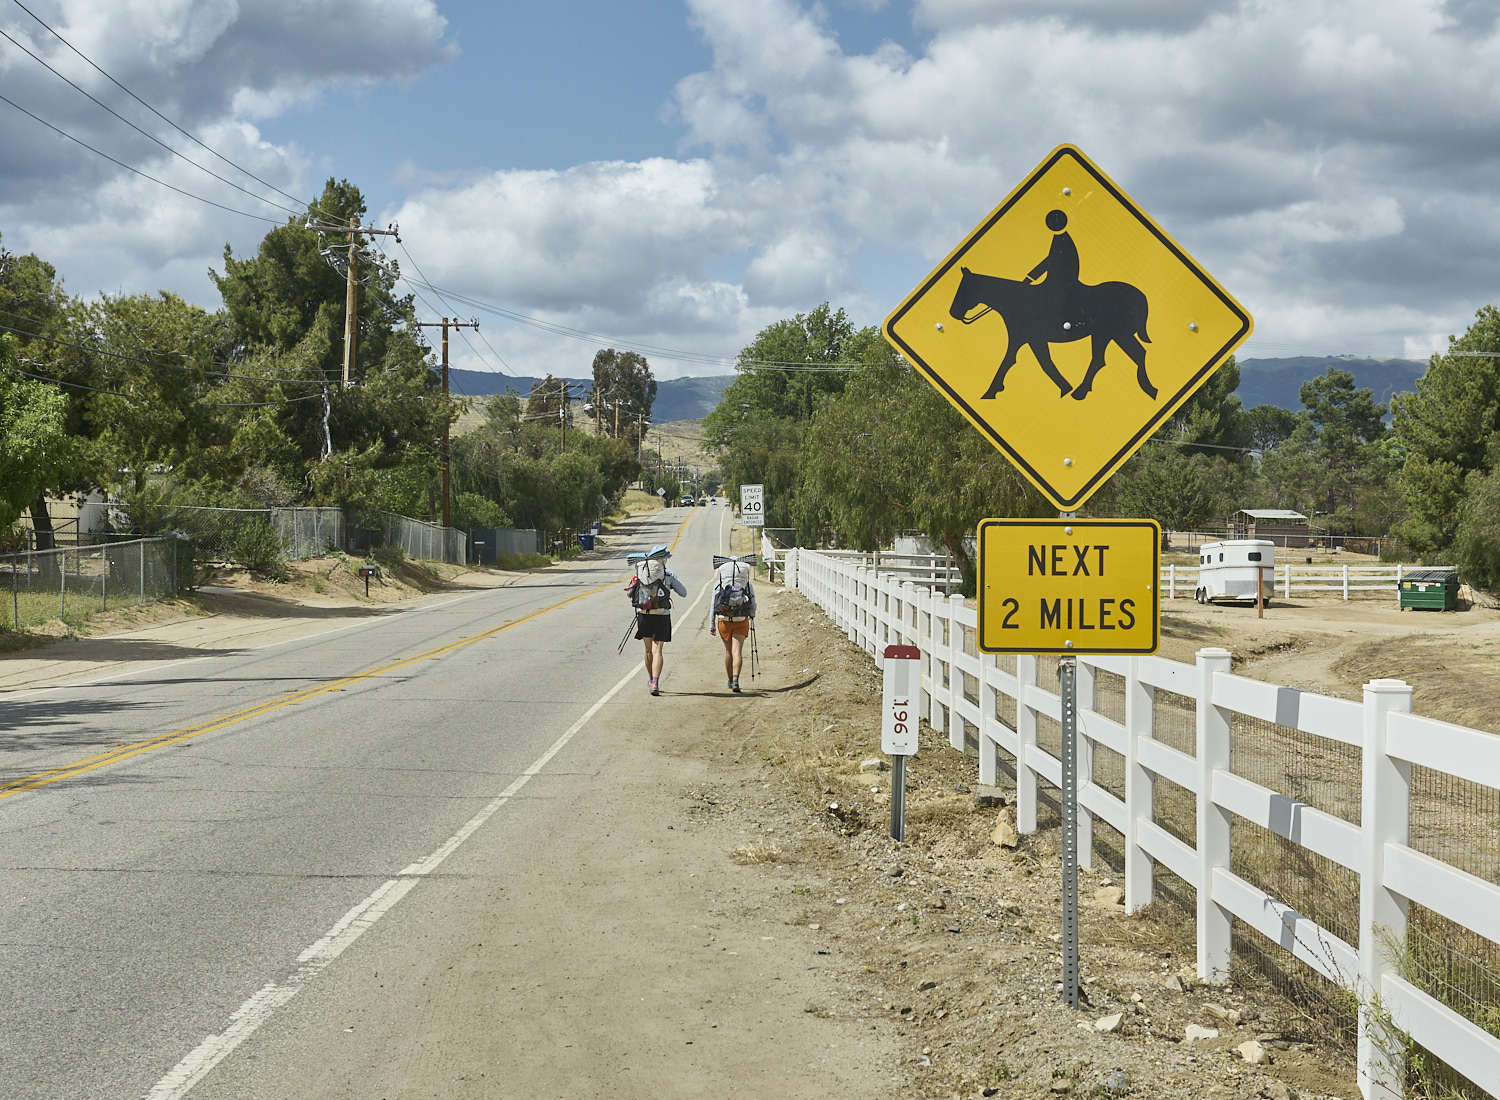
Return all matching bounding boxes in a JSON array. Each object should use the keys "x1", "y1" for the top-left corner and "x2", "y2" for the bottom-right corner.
[
  {"x1": 304, "y1": 218, "x2": 400, "y2": 390},
  {"x1": 559, "y1": 377, "x2": 569, "y2": 453},
  {"x1": 416, "y1": 316, "x2": 479, "y2": 529},
  {"x1": 343, "y1": 215, "x2": 358, "y2": 388}
]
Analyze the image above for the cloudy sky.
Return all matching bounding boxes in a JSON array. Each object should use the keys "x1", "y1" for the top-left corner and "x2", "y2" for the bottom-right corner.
[{"x1": 1, "y1": 0, "x2": 1498, "y2": 380}]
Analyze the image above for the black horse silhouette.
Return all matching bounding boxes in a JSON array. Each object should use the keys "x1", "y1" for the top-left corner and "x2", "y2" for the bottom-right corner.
[{"x1": 948, "y1": 267, "x2": 1156, "y2": 401}]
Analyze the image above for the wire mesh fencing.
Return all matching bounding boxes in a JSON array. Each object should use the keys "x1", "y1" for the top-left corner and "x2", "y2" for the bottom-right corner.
[
  {"x1": 342, "y1": 512, "x2": 465, "y2": 565},
  {"x1": 2, "y1": 538, "x2": 179, "y2": 630},
  {"x1": 115, "y1": 506, "x2": 466, "y2": 568}
]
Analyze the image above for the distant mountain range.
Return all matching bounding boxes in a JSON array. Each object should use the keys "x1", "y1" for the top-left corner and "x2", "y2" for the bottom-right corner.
[
  {"x1": 445, "y1": 369, "x2": 732, "y2": 423},
  {"x1": 1236, "y1": 356, "x2": 1427, "y2": 412},
  {"x1": 446, "y1": 357, "x2": 1426, "y2": 422}
]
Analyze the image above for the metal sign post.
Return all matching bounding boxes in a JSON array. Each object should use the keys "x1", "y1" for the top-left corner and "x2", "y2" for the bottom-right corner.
[
  {"x1": 1058, "y1": 654, "x2": 1081, "y2": 1007},
  {"x1": 881, "y1": 645, "x2": 920, "y2": 842}
]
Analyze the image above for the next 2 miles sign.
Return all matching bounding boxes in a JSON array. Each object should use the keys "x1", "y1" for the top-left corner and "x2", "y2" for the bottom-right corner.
[{"x1": 978, "y1": 518, "x2": 1160, "y2": 655}]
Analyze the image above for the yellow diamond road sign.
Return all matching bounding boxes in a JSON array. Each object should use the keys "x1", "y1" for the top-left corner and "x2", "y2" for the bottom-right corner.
[
  {"x1": 885, "y1": 144, "x2": 1253, "y2": 511},
  {"x1": 979, "y1": 519, "x2": 1160, "y2": 655}
]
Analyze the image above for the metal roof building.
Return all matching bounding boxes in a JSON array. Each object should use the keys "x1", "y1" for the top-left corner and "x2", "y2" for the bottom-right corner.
[{"x1": 1227, "y1": 509, "x2": 1311, "y2": 547}]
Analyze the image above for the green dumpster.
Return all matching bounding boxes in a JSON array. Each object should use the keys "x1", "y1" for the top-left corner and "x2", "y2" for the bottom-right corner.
[{"x1": 1399, "y1": 569, "x2": 1459, "y2": 611}]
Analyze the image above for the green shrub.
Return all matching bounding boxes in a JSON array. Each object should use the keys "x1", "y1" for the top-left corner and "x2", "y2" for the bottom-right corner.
[{"x1": 228, "y1": 516, "x2": 287, "y2": 578}]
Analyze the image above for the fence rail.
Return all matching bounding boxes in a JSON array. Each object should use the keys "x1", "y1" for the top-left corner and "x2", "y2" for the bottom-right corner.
[
  {"x1": 1163, "y1": 563, "x2": 1455, "y2": 601},
  {"x1": 760, "y1": 535, "x2": 960, "y2": 590},
  {"x1": 2, "y1": 538, "x2": 179, "y2": 630},
  {"x1": 790, "y1": 546, "x2": 1500, "y2": 1100}
]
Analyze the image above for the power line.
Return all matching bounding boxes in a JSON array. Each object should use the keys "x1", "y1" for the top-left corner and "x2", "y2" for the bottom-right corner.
[
  {"x1": 0, "y1": 92, "x2": 282, "y2": 223},
  {"x1": 6, "y1": 0, "x2": 311, "y2": 211},
  {"x1": 401, "y1": 270, "x2": 871, "y2": 371},
  {"x1": 394, "y1": 239, "x2": 518, "y2": 377},
  {"x1": 0, "y1": 24, "x2": 303, "y2": 217}
]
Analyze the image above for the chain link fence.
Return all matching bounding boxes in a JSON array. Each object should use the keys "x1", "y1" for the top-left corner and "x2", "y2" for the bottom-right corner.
[
  {"x1": 359, "y1": 512, "x2": 466, "y2": 565},
  {"x1": 110, "y1": 506, "x2": 466, "y2": 568},
  {"x1": 3, "y1": 538, "x2": 179, "y2": 630}
]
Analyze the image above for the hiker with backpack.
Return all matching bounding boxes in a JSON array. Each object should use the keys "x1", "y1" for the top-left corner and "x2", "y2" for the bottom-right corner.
[
  {"x1": 626, "y1": 546, "x2": 687, "y2": 696},
  {"x1": 709, "y1": 554, "x2": 757, "y2": 693}
]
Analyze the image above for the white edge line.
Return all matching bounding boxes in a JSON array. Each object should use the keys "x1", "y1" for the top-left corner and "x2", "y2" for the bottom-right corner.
[
  {"x1": 140, "y1": 556, "x2": 706, "y2": 1100},
  {"x1": 143, "y1": 516, "x2": 702, "y2": 1098}
]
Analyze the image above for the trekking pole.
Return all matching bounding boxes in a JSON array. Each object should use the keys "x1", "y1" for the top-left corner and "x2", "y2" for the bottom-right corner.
[
  {"x1": 616, "y1": 613, "x2": 638, "y2": 655},
  {"x1": 749, "y1": 622, "x2": 760, "y2": 680}
]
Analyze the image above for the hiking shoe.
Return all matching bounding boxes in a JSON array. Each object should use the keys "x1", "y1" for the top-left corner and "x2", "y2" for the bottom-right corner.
[
  {"x1": 648, "y1": 677, "x2": 659, "y2": 696},
  {"x1": 730, "y1": 678, "x2": 741, "y2": 693}
]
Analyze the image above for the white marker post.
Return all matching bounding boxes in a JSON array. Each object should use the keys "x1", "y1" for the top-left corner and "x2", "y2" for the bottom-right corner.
[{"x1": 882, "y1": 644, "x2": 920, "y2": 842}]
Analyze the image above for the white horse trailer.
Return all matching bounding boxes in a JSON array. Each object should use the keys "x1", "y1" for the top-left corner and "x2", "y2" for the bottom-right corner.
[{"x1": 1195, "y1": 539, "x2": 1275, "y2": 605}]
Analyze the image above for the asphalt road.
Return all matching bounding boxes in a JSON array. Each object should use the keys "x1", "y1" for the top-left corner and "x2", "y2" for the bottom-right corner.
[{"x1": 0, "y1": 504, "x2": 730, "y2": 1100}]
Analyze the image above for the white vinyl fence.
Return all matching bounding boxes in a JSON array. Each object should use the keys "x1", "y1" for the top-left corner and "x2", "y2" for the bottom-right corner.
[
  {"x1": 1163, "y1": 562, "x2": 1452, "y2": 602},
  {"x1": 789, "y1": 546, "x2": 1500, "y2": 1100},
  {"x1": 760, "y1": 534, "x2": 960, "y2": 590}
]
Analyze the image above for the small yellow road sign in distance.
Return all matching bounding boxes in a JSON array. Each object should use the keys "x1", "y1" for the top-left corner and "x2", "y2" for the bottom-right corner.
[
  {"x1": 979, "y1": 518, "x2": 1159, "y2": 655},
  {"x1": 885, "y1": 144, "x2": 1252, "y2": 511}
]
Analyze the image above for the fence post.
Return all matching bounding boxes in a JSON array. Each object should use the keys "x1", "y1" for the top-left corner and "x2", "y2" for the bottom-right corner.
[
  {"x1": 100, "y1": 546, "x2": 107, "y2": 612},
  {"x1": 948, "y1": 592, "x2": 966, "y2": 753},
  {"x1": 1123, "y1": 657, "x2": 1155, "y2": 912},
  {"x1": 1016, "y1": 654, "x2": 1039, "y2": 834},
  {"x1": 1195, "y1": 646, "x2": 1234, "y2": 985},
  {"x1": 1395, "y1": 563, "x2": 1402, "y2": 609},
  {"x1": 1358, "y1": 678, "x2": 1412, "y2": 1100},
  {"x1": 60, "y1": 547, "x2": 66, "y2": 617},
  {"x1": 1343, "y1": 564, "x2": 1350, "y2": 601},
  {"x1": 916, "y1": 584, "x2": 933, "y2": 725},
  {"x1": 139, "y1": 540, "x2": 145, "y2": 606},
  {"x1": 1168, "y1": 563, "x2": 1175, "y2": 600},
  {"x1": 1283, "y1": 562, "x2": 1291, "y2": 599},
  {"x1": 979, "y1": 646, "x2": 998, "y2": 787},
  {"x1": 11, "y1": 551, "x2": 18, "y2": 629},
  {"x1": 787, "y1": 547, "x2": 798, "y2": 589},
  {"x1": 928, "y1": 592, "x2": 948, "y2": 738},
  {"x1": 1076, "y1": 659, "x2": 1095, "y2": 870}
]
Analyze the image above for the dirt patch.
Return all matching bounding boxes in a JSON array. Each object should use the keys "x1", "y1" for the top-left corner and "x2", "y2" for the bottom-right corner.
[{"x1": 649, "y1": 580, "x2": 1361, "y2": 1100}]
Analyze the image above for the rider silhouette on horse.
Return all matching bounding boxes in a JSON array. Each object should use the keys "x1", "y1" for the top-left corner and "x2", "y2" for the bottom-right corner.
[
  {"x1": 949, "y1": 208, "x2": 1156, "y2": 402},
  {"x1": 1025, "y1": 209, "x2": 1081, "y2": 335}
]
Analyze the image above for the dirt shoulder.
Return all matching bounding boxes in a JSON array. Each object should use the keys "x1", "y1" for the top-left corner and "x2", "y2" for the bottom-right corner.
[
  {"x1": 0, "y1": 555, "x2": 530, "y2": 695},
  {"x1": 635, "y1": 577, "x2": 1357, "y2": 1100}
]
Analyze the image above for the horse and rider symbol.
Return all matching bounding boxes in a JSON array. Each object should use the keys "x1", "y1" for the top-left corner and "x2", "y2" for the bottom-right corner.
[{"x1": 948, "y1": 209, "x2": 1157, "y2": 403}]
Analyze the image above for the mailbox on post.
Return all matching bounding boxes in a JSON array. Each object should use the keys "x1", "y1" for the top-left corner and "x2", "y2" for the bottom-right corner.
[
  {"x1": 882, "y1": 644, "x2": 921, "y2": 841},
  {"x1": 358, "y1": 564, "x2": 377, "y2": 597}
]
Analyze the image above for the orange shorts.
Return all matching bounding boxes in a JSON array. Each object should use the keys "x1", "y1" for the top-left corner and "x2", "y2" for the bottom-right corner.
[{"x1": 716, "y1": 618, "x2": 750, "y2": 640}]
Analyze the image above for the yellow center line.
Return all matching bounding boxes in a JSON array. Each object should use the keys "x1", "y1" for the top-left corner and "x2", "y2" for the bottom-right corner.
[{"x1": 1, "y1": 507, "x2": 702, "y2": 802}]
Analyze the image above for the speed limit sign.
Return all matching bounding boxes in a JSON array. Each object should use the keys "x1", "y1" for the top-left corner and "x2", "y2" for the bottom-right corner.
[{"x1": 739, "y1": 483, "x2": 765, "y2": 527}]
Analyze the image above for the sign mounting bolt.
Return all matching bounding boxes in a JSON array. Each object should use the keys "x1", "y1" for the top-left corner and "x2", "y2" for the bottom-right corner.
[
  {"x1": 1065, "y1": 640, "x2": 1074, "y2": 648},
  {"x1": 1064, "y1": 457, "x2": 1073, "y2": 467},
  {"x1": 1065, "y1": 526, "x2": 1073, "y2": 535},
  {"x1": 1063, "y1": 187, "x2": 1072, "y2": 196},
  {"x1": 1189, "y1": 321, "x2": 1199, "y2": 332},
  {"x1": 935, "y1": 322, "x2": 944, "y2": 331},
  {"x1": 1062, "y1": 322, "x2": 1072, "y2": 330}
]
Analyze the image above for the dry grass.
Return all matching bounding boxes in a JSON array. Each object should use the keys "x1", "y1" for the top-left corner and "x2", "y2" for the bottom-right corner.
[{"x1": 729, "y1": 841, "x2": 787, "y2": 865}]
